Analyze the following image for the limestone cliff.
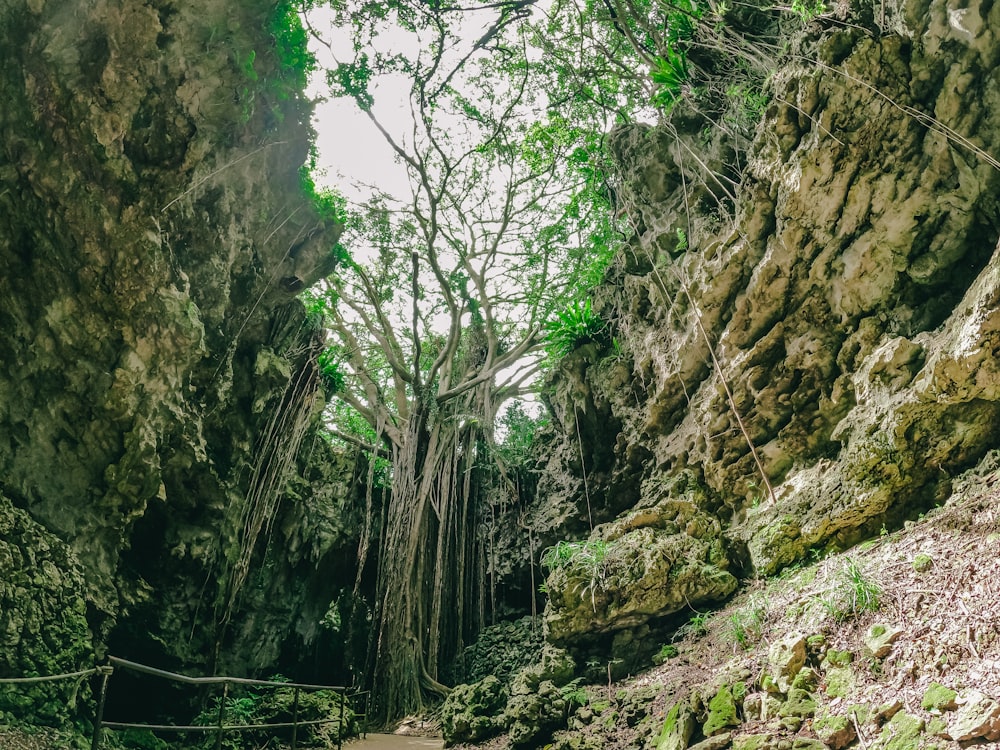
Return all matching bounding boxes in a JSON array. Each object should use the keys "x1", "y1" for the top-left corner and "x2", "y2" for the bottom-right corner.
[
  {"x1": 0, "y1": 0, "x2": 360, "y2": 702},
  {"x1": 530, "y1": 0, "x2": 1000, "y2": 659}
]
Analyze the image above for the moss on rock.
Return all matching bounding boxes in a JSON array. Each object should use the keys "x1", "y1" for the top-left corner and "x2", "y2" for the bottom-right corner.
[{"x1": 0, "y1": 495, "x2": 92, "y2": 726}]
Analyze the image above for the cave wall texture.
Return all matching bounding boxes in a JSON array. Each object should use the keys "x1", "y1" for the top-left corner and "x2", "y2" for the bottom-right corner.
[
  {"x1": 4, "y1": 0, "x2": 1000, "y2": 725},
  {"x1": 526, "y1": 0, "x2": 1000, "y2": 659},
  {"x1": 0, "y1": 0, "x2": 364, "y2": 705}
]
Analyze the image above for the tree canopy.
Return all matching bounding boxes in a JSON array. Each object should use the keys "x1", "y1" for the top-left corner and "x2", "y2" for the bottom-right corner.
[{"x1": 296, "y1": 0, "x2": 783, "y2": 723}]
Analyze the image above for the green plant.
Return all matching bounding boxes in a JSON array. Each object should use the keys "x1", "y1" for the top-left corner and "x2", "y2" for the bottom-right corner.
[
  {"x1": 652, "y1": 643, "x2": 679, "y2": 664},
  {"x1": 818, "y1": 559, "x2": 882, "y2": 622},
  {"x1": 113, "y1": 729, "x2": 169, "y2": 750},
  {"x1": 544, "y1": 298, "x2": 607, "y2": 357},
  {"x1": 651, "y1": 48, "x2": 691, "y2": 110},
  {"x1": 193, "y1": 681, "x2": 355, "y2": 750},
  {"x1": 560, "y1": 678, "x2": 590, "y2": 708},
  {"x1": 790, "y1": 0, "x2": 826, "y2": 20},
  {"x1": 674, "y1": 611, "x2": 710, "y2": 640},
  {"x1": 725, "y1": 603, "x2": 765, "y2": 650},
  {"x1": 541, "y1": 539, "x2": 619, "y2": 611},
  {"x1": 541, "y1": 539, "x2": 609, "y2": 571}
]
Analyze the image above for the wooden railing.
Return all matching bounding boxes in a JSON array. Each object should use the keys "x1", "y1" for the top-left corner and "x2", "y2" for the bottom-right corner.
[{"x1": 0, "y1": 657, "x2": 368, "y2": 750}]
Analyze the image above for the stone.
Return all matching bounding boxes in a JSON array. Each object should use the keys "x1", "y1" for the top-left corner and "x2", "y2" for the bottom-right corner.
[
  {"x1": 653, "y1": 702, "x2": 697, "y2": 750},
  {"x1": 439, "y1": 676, "x2": 507, "y2": 745},
  {"x1": 766, "y1": 633, "x2": 807, "y2": 692},
  {"x1": 778, "y1": 688, "x2": 817, "y2": 719},
  {"x1": 946, "y1": 689, "x2": 1000, "y2": 741},
  {"x1": 791, "y1": 740, "x2": 828, "y2": 750},
  {"x1": 921, "y1": 683, "x2": 958, "y2": 713},
  {"x1": 814, "y1": 713, "x2": 856, "y2": 749},
  {"x1": 689, "y1": 733, "x2": 733, "y2": 750},
  {"x1": 543, "y1": 502, "x2": 737, "y2": 646},
  {"x1": 874, "y1": 711, "x2": 924, "y2": 750},
  {"x1": 732, "y1": 735, "x2": 774, "y2": 750},
  {"x1": 743, "y1": 692, "x2": 783, "y2": 721},
  {"x1": 703, "y1": 685, "x2": 740, "y2": 736},
  {"x1": 863, "y1": 624, "x2": 903, "y2": 659}
]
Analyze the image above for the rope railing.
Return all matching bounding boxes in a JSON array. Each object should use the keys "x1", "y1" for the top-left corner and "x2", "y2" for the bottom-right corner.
[
  {"x1": 0, "y1": 668, "x2": 99, "y2": 684},
  {"x1": 0, "y1": 658, "x2": 369, "y2": 750}
]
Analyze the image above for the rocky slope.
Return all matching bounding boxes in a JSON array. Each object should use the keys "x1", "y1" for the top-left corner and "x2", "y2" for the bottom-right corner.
[
  {"x1": 0, "y1": 0, "x2": 362, "y2": 719},
  {"x1": 446, "y1": 458, "x2": 1000, "y2": 750},
  {"x1": 499, "y1": 0, "x2": 1000, "y2": 672}
]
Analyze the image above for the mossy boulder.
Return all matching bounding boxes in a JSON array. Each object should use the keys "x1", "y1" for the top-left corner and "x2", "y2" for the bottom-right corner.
[
  {"x1": 703, "y1": 684, "x2": 740, "y2": 736},
  {"x1": 653, "y1": 702, "x2": 697, "y2": 750},
  {"x1": 505, "y1": 680, "x2": 570, "y2": 747},
  {"x1": 946, "y1": 689, "x2": 1000, "y2": 742},
  {"x1": 509, "y1": 645, "x2": 576, "y2": 696},
  {"x1": 814, "y1": 712, "x2": 856, "y2": 749},
  {"x1": 440, "y1": 676, "x2": 508, "y2": 746},
  {"x1": 872, "y1": 711, "x2": 924, "y2": 750},
  {"x1": 778, "y1": 688, "x2": 817, "y2": 719},
  {"x1": 544, "y1": 500, "x2": 737, "y2": 645},
  {"x1": 765, "y1": 633, "x2": 806, "y2": 692}
]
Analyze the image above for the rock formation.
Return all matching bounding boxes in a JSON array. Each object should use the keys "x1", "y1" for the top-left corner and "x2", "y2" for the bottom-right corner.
[
  {"x1": 526, "y1": 0, "x2": 1000, "y2": 663},
  {"x1": 0, "y1": 0, "x2": 361, "y2": 710}
]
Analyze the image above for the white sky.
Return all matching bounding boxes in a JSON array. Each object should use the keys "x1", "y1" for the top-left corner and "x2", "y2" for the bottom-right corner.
[{"x1": 302, "y1": 5, "x2": 557, "y2": 417}]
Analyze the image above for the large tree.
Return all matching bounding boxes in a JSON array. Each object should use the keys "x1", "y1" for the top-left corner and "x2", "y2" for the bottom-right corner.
[{"x1": 303, "y1": 0, "x2": 616, "y2": 721}]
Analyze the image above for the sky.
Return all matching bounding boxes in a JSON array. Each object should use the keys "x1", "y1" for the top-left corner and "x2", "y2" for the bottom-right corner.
[{"x1": 304, "y1": 5, "x2": 501, "y2": 201}]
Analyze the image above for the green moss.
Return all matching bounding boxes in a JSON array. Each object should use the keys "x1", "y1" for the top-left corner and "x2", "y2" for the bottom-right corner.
[
  {"x1": 654, "y1": 702, "x2": 696, "y2": 750},
  {"x1": 814, "y1": 713, "x2": 854, "y2": 747},
  {"x1": 703, "y1": 685, "x2": 739, "y2": 736},
  {"x1": 926, "y1": 717, "x2": 947, "y2": 736},
  {"x1": 779, "y1": 688, "x2": 817, "y2": 719},
  {"x1": 912, "y1": 553, "x2": 933, "y2": 572},
  {"x1": 822, "y1": 649, "x2": 854, "y2": 667},
  {"x1": 733, "y1": 735, "x2": 773, "y2": 750},
  {"x1": 921, "y1": 683, "x2": 957, "y2": 712},
  {"x1": 876, "y1": 711, "x2": 924, "y2": 750},
  {"x1": 823, "y1": 667, "x2": 854, "y2": 699}
]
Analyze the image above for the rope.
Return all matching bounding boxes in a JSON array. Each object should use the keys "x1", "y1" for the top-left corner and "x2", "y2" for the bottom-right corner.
[{"x1": 0, "y1": 668, "x2": 99, "y2": 684}]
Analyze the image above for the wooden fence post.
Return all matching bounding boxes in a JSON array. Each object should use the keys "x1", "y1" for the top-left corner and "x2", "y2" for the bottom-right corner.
[
  {"x1": 215, "y1": 682, "x2": 228, "y2": 750},
  {"x1": 290, "y1": 686, "x2": 300, "y2": 750},
  {"x1": 90, "y1": 665, "x2": 113, "y2": 750},
  {"x1": 337, "y1": 688, "x2": 346, "y2": 750}
]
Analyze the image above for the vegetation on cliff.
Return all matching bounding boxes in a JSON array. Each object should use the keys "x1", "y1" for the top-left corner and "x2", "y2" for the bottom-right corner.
[{"x1": 3, "y1": 0, "x2": 1000, "y2": 743}]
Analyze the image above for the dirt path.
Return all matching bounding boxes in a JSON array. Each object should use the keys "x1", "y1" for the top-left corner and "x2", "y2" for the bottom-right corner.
[{"x1": 348, "y1": 733, "x2": 444, "y2": 750}]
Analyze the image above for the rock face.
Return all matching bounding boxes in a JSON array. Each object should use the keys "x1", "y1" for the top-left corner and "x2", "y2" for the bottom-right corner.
[
  {"x1": 531, "y1": 0, "x2": 1000, "y2": 653},
  {"x1": 0, "y1": 0, "x2": 360, "y2": 692}
]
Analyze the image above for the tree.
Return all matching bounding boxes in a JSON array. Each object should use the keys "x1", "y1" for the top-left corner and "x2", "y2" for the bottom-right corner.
[{"x1": 302, "y1": 0, "x2": 617, "y2": 721}]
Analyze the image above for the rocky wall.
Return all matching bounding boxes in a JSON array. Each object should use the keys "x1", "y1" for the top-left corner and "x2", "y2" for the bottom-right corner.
[
  {"x1": 532, "y1": 0, "x2": 1000, "y2": 654},
  {"x1": 0, "y1": 0, "x2": 360, "y2": 696}
]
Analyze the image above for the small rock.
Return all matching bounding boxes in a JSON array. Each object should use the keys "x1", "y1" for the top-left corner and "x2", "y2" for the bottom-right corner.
[
  {"x1": 703, "y1": 685, "x2": 740, "y2": 736},
  {"x1": 732, "y1": 735, "x2": 773, "y2": 750},
  {"x1": 767, "y1": 633, "x2": 807, "y2": 692},
  {"x1": 688, "y1": 733, "x2": 733, "y2": 750},
  {"x1": 875, "y1": 701, "x2": 903, "y2": 723},
  {"x1": 780, "y1": 716, "x2": 801, "y2": 731},
  {"x1": 946, "y1": 689, "x2": 1000, "y2": 741},
  {"x1": 911, "y1": 553, "x2": 933, "y2": 572},
  {"x1": 653, "y1": 702, "x2": 696, "y2": 750},
  {"x1": 814, "y1": 713, "x2": 856, "y2": 749},
  {"x1": 779, "y1": 688, "x2": 818, "y2": 719},
  {"x1": 921, "y1": 682, "x2": 958, "y2": 712},
  {"x1": 876, "y1": 711, "x2": 924, "y2": 750},
  {"x1": 863, "y1": 624, "x2": 902, "y2": 659},
  {"x1": 791, "y1": 740, "x2": 828, "y2": 750},
  {"x1": 820, "y1": 648, "x2": 853, "y2": 669}
]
